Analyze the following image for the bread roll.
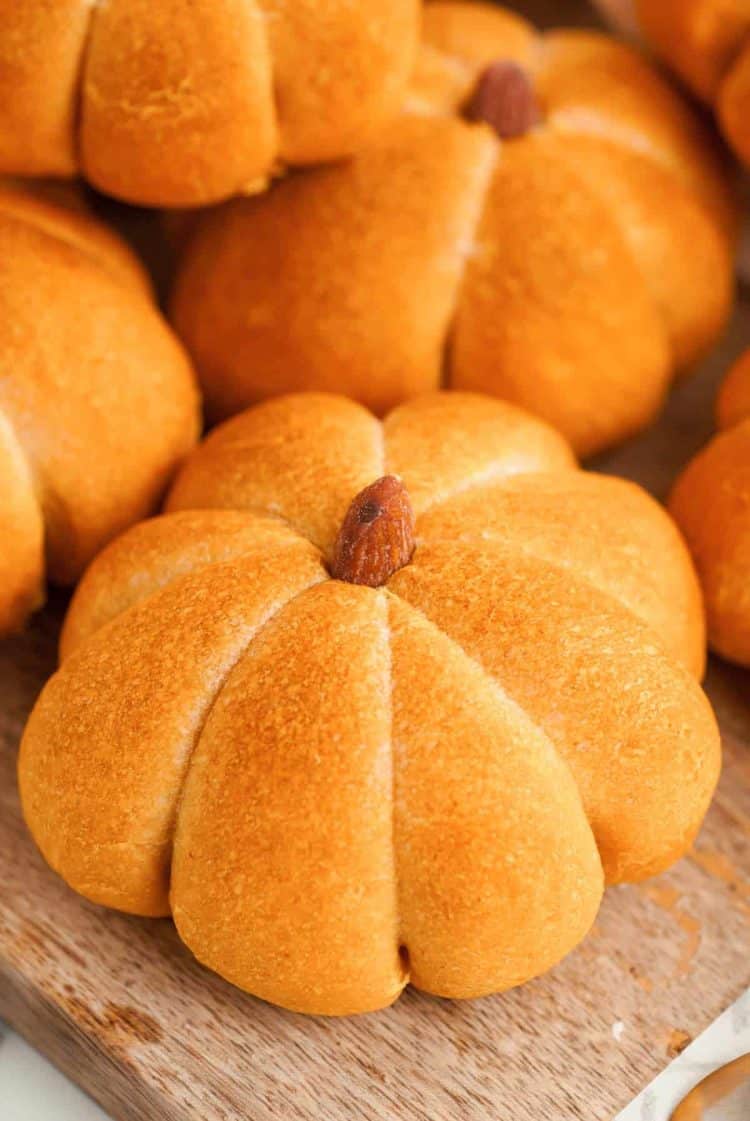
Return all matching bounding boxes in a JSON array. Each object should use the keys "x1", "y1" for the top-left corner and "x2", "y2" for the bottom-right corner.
[
  {"x1": 0, "y1": 0, "x2": 419, "y2": 207},
  {"x1": 592, "y1": 0, "x2": 750, "y2": 166},
  {"x1": 671, "y1": 348, "x2": 750, "y2": 666},
  {"x1": 172, "y1": 2, "x2": 738, "y2": 457},
  {"x1": 20, "y1": 392, "x2": 719, "y2": 1015},
  {"x1": 0, "y1": 184, "x2": 199, "y2": 634}
]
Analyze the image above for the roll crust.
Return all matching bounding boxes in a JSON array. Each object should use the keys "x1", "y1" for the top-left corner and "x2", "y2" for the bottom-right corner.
[
  {"x1": 671, "y1": 349, "x2": 750, "y2": 666},
  {"x1": 20, "y1": 392, "x2": 719, "y2": 1015},
  {"x1": 597, "y1": 0, "x2": 750, "y2": 166},
  {"x1": 0, "y1": 0, "x2": 419, "y2": 206},
  {"x1": 0, "y1": 184, "x2": 200, "y2": 633},
  {"x1": 637, "y1": 0, "x2": 750, "y2": 164},
  {"x1": 172, "y1": 2, "x2": 737, "y2": 456}
]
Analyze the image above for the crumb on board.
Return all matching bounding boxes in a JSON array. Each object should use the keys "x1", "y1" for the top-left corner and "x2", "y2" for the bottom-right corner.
[{"x1": 666, "y1": 1029, "x2": 693, "y2": 1058}]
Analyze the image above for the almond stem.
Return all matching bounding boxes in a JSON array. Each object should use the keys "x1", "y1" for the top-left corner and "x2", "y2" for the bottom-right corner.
[
  {"x1": 330, "y1": 476, "x2": 415, "y2": 587},
  {"x1": 465, "y1": 60, "x2": 542, "y2": 140}
]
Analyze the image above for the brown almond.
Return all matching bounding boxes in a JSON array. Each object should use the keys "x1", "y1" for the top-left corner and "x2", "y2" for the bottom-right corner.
[
  {"x1": 465, "y1": 60, "x2": 541, "y2": 140},
  {"x1": 330, "y1": 476, "x2": 415, "y2": 587}
]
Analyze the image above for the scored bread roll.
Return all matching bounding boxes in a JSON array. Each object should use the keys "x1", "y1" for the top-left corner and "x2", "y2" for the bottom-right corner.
[
  {"x1": 592, "y1": 0, "x2": 750, "y2": 166},
  {"x1": 0, "y1": 183, "x2": 199, "y2": 635},
  {"x1": 20, "y1": 392, "x2": 719, "y2": 1015},
  {"x1": 172, "y1": 1, "x2": 738, "y2": 457},
  {"x1": 0, "y1": 0, "x2": 419, "y2": 207},
  {"x1": 670, "y1": 348, "x2": 750, "y2": 666}
]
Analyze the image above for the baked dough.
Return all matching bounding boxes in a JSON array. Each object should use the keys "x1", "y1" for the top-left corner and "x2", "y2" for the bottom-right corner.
[
  {"x1": 172, "y1": 2, "x2": 738, "y2": 456},
  {"x1": 0, "y1": 183, "x2": 199, "y2": 634},
  {"x1": 671, "y1": 348, "x2": 750, "y2": 665},
  {"x1": 592, "y1": 0, "x2": 750, "y2": 166},
  {"x1": 0, "y1": 0, "x2": 419, "y2": 206},
  {"x1": 20, "y1": 392, "x2": 719, "y2": 1014}
]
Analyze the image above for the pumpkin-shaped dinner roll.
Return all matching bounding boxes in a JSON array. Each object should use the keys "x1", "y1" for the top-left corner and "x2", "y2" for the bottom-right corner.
[
  {"x1": 670, "y1": 348, "x2": 750, "y2": 666},
  {"x1": 0, "y1": 0, "x2": 419, "y2": 207},
  {"x1": 171, "y1": 1, "x2": 738, "y2": 457},
  {"x1": 0, "y1": 183, "x2": 199, "y2": 635},
  {"x1": 20, "y1": 393, "x2": 719, "y2": 1015},
  {"x1": 593, "y1": 0, "x2": 750, "y2": 167}
]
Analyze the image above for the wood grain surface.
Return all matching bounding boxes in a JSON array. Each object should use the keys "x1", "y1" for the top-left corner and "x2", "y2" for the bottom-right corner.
[{"x1": 1, "y1": 3, "x2": 749, "y2": 1116}]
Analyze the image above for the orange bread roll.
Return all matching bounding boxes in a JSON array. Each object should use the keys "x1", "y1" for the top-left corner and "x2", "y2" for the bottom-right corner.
[
  {"x1": 671, "y1": 348, "x2": 750, "y2": 666},
  {"x1": 593, "y1": 0, "x2": 750, "y2": 166},
  {"x1": 172, "y1": 2, "x2": 738, "y2": 457},
  {"x1": 0, "y1": 0, "x2": 419, "y2": 207},
  {"x1": 0, "y1": 184, "x2": 199, "y2": 635},
  {"x1": 20, "y1": 392, "x2": 719, "y2": 1015}
]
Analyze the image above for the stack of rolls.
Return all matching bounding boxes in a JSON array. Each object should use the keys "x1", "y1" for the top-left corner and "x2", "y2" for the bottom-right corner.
[
  {"x1": 171, "y1": 1, "x2": 739, "y2": 457},
  {"x1": 0, "y1": 0, "x2": 745, "y2": 1026}
]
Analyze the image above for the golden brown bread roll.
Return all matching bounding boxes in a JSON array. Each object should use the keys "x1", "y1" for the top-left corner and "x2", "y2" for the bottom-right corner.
[
  {"x1": 0, "y1": 0, "x2": 419, "y2": 207},
  {"x1": 593, "y1": 0, "x2": 750, "y2": 166},
  {"x1": 670, "y1": 348, "x2": 750, "y2": 666},
  {"x1": 20, "y1": 392, "x2": 719, "y2": 1015},
  {"x1": 171, "y1": 1, "x2": 738, "y2": 457},
  {"x1": 0, "y1": 183, "x2": 200, "y2": 635}
]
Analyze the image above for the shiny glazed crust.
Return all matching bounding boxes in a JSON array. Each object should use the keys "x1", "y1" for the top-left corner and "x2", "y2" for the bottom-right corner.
[
  {"x1": 172, "y1": 1, "x2": 738, "y2": 457},
  {"x1": 0, "y1": 184, "x2": 200, "y2": 634},
  {"x1": 670, "y1": 348, "x2": 750, "y2": 665},
  {"x1": 20, "y1": 392, "x2": 719, "y2": 1015},
  {"x1": 0, "y1": 0, "x2": 419, "y2": 206}
]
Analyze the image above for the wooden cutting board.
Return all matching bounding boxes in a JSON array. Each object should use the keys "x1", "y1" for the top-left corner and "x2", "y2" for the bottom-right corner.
[{"x1": 0, "y1": 292, "x2": 749, "y2": 1120}]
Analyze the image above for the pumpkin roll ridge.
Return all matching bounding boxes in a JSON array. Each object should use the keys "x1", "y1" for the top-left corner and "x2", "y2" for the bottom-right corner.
[
  {"x1": 19, "y1": 553, "x2": 327, "y2": 917},
  {"x1": 60, "y1": 508, "x2": 321, "y2": 659},
  {"x1": 385, "y1": 591, "x2": 603, "y2": 999},
  {"x1": 170, "y1": 582, "x2": 406, "y2": 1016},
  {"x1": 414, "y1": 469, "x2": 706, "y2": 678},
  {"x1": 388, "y1": 539, "x2": 720, "y2": 884}
]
